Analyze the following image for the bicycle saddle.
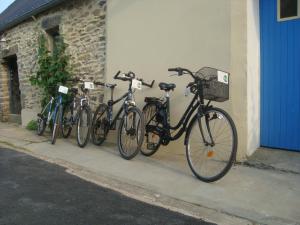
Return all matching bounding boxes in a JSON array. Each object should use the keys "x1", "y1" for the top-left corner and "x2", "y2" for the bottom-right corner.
[
  {"x1": 159, "y1": 82, "x2": 176, "y2": 91},
  {"x1": 144, "y1": 97, "x2": 160, "y2": 103},
  {"x1": 106, "y1": 83, "x2": 117, "y2": 88}
]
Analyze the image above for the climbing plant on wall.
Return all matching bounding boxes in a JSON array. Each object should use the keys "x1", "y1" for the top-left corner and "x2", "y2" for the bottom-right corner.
[{"x1": 30, "y1": 34, "x2": 72, "y2": 106}]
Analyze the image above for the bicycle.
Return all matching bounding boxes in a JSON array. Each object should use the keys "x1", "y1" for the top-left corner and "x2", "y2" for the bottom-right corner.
[
  {"x1": 142, "y1": 67, "x2": 237, "y2": 182},
  {"x1": 91, "y1": 71, "x2": 154, "y2": 160},
  {"x1": 61, "y1": 77, "x2": 93, "y2": 148},
  {"x1": 36, "y1": 84, "x2": 69, "y2": 145}
]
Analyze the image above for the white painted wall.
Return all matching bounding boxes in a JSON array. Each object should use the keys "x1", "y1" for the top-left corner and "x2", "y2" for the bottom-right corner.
[
  {"x1": 106, "y1": 0, "x2": 256, "y2": 159},
  {"x1": 106, "y1": 0, "x2": 230, "y2": 106},
  {"x1": 247, "y1": 0, "x2": 260, "y2": 156}
]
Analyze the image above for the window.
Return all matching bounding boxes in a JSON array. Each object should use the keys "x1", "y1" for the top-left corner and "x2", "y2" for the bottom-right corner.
[
  {"x1": 45, "y1": 26, "x2": 60, "y2": 52},
  {"x1": 278, "y1": 0, "x2": 300, "y2": 21}
]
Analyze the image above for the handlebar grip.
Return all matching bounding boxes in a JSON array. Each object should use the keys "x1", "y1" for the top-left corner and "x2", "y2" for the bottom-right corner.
[
  {"x1": 114, "y1": 71, "x2": 121, "y2": 79},
  {"x1": 168, "y1": 68, "x2": 179, "y2": 72},
  {"x1": 94, "y1": 81, "x2": 105, "y2": 86},
  {"x1": 168, "y1": 67, "x2": 184, "y2": 76},
  {"x1": 149, "y1": 80, "x2": 155, "y2": 88}
]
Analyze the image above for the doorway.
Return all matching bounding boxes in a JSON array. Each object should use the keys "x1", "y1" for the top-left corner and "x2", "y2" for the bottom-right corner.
[
  {"x1": 260, "y1": 0, "x2": 300, "y2": 151},
  {"x1": 6, "y1": 55, "x2": 21, "y2": 116}
]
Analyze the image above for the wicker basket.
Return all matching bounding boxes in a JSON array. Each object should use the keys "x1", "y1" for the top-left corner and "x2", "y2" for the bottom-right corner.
[{"x1": 195, "y1": 67, "x2": 230, "y2": 102}]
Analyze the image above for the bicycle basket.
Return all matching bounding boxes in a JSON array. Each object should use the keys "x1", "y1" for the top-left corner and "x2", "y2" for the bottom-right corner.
[{"x1": 195, "y1": 67, "x2": 230, "y2": 102}]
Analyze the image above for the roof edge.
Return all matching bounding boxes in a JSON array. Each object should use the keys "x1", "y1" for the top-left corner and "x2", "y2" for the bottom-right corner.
[{"x1": 0, "y1": 0, "x2": 66, "y2": 33}]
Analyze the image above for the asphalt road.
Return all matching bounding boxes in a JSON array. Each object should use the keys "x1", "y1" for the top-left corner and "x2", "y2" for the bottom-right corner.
[{"x1": 0, "y1": 148, "x2": 215, "y2": 225}]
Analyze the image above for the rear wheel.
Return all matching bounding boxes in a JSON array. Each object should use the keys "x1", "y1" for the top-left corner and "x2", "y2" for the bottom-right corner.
[
  {"x1": 118, "y1": 107, "x2": 144, "y2": 160},
  {"x1": 76, "y1": 105, "x2": 92, "y2": 148},
  {"x1": 62, "y1": 104, "x2": 73, "y2": 138},
  {"x1": 186, "y1": 107, "x2": 237, "y2": 182},
  {"x1": 51, "y1": 105, "x2": 63, "y2": 145},
  {"x1": 141, "y1": 103, "x2": 161, "y2": 156},
  {"x1": 91, "y1": 104, "x2": 109, "y2": 146},
  {"x1": 37, "y1": 116, "x2": 46, "y2": 136}
]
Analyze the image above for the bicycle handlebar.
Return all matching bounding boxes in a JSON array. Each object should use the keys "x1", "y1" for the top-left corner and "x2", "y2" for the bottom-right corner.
[
  {"x1": 94, "y1": 81, "x2": 117, "y2": 89},
  {"x1": 113, "y1": 71, "x2": 155, "y2": 88},
  {"x1": 94, "y1": 81, "x2": 105, "y2": 86},
  {"x1": 114, "y1": 71, "x2": 135, "y2": 81},
  {"x1": 168, "y1": 67, "x2": 195, "y2": 79},
  {"x1": 137, "y1": 78, "x2": 155, "y2": 88}
]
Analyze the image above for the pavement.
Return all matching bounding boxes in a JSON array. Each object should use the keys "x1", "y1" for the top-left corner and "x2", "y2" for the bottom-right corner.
[
  {"x1": 0, "y1": 122, "x2": 300, "y2": 225},
  {"x1": 0, "y1": 147, "x2": 214, "y2": 225}
]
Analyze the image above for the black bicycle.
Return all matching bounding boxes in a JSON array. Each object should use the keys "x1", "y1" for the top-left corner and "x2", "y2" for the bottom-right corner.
[
  {"x1": 91, "y1": 71, "x2": 155, "y2": 160},
  {"x1": 142, "y1": 67, "x2": 237, "y2": 182},
  {"x1": 61, "y1": 77, "x2": 93, "y2": 148}
]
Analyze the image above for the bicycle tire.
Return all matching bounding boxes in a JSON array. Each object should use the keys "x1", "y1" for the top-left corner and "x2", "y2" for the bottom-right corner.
[
  {"x1": 37, "y1": 116, "x2": 46, "y2": 136},
  {"x1": 118, "y1": 107, "x2": 145, "y2": 160},
  {"x1": 76, "y1": 105, "x2": 92, "y2": 148},
  {"x1": 51, "y1": 105, "x2": 63, "y2": 145},
  {"x1": 62, "y1": 104, "x2": 73, "y2": 138},
  {"x1": 141, "y1": 103, "x2": 161, "y2": 156},
  {"x1": 91, "y1": 103, "x2": 109, "y2": 146},
  {"x1": 185, "y1": 107, "x2": 237, "y2": 182}
]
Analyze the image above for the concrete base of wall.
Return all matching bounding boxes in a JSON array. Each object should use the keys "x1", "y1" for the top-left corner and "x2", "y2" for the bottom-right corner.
[
  {"x1": 21, "y1": 108, "x2": 39, "y2": 127},
  {"x1": 8, "y1": 114, "x2": 21, "y2": 124}
]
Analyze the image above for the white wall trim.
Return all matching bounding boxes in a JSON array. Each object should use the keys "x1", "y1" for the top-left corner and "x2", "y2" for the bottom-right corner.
[{"x1": 247, "y1": 0, "x2": 261, "y2": 156}]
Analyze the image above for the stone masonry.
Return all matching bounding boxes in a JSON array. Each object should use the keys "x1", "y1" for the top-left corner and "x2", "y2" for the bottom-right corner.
[{"x1": 0, "y1": 0, "x2": 106, "y2": 124}]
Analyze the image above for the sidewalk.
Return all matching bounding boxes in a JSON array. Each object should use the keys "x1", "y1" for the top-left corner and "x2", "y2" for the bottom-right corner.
[{"x1": 0, "y1": 122, "x2": 299, "y2": 225}]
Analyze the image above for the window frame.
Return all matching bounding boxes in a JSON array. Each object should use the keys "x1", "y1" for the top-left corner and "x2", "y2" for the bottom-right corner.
[{"x1": 277, "y1": 0, "x2": 300, "y2": 21}]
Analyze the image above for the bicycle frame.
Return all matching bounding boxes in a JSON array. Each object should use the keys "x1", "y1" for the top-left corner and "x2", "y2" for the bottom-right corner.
[
  {"x1": 146, "y1": 79, "x2": 212, "y2": 142},
  {"x1": 107, "y1": 90, "x2": 133, "y2": 130},
  {"x1": 94, "y1": 71, "x2": 154, "y2": 133},
  {"x1": 40, "y1": 94, "x2": 63, "y2": 124},
  {"x1": 52, "y1": 94, "x2": 63, "y2": 123},
  {"x1": 65, "y1": 92, "x2": 90, "y2": 126}
]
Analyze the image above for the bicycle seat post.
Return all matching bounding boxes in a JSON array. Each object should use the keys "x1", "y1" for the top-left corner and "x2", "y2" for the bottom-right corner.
[
  {"x1": 164, "y1": 90, "x2": 171, "y2": 124},
  {"x1": 110, "y1": 85, "x2": 115, "y2": 102}
]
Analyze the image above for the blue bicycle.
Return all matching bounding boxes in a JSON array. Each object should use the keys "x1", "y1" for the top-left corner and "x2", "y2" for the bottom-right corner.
[{"x1": 36, "y1": 84, "x2": 69, "y2": 144}]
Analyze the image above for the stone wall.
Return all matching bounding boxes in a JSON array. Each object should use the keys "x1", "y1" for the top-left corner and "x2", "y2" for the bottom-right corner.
[
  {"x1": 0, "y1": 0, "x2": 106, "y2": 124},
  {"x1": 0, "y1": 63, "x2": 9, "y2": 121}
]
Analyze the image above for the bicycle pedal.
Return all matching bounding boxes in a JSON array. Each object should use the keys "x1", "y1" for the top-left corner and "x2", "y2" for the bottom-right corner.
[{"x1": 147, "y1": 143, "x2": 157, "y2": 150}]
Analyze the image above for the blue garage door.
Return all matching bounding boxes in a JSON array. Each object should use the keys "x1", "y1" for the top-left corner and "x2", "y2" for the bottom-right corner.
[{"x1": 260, "y1": 0, "x2": 300, "y2": 151}]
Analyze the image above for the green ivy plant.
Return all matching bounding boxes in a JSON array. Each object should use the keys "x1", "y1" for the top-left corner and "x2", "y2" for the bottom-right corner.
[
  {"x1": 30, "y1": 34, "x2": 72, "y2": 107},
  {"x1": 26, "y1": 120, "x2": 38, "y2": 131}
]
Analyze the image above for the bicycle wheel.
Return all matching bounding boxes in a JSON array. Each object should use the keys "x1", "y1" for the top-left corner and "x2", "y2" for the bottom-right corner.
[
  {"x1": 37, "y1": 116, "x2": 46, "y2": 136},
  {"x1": 186, "y1": 107, "x2": 237, "y2": 182},
  {"x1": 141, "y1": 103, "x2": 161, "y2": 156},
  {"x1": 91, "y1": 104, "x2": 109, "y2": 146},
  {"x1": 62, "y1": 104, "x2": 73, "y2": 138},
  {"x1": 51, "y1": 105, "x2": 63, "y2": 145},
  {"x1": 76, "y1": 105, "x2": 92, "y2": 148},
  {"x1": 118, "y1": 107, "x2": 145, "y2": 160}
]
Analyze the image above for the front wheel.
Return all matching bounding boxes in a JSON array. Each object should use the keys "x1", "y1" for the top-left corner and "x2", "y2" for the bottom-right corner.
[
  {"x1": 76, "y1": 105, "x2": 92, "y2": 148},
  {"x1": 62, "y1": 104, "x2": 73, "y2": 138},
  {"x1": 118, "y1": 107, "x2": 145, "y2": 160},
  {"x1": 186, "y1": 107, "x2": 237, "y2": 182},
  {"x1": 51, "y1": 105, "x2": 63, "y2": 145}
]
